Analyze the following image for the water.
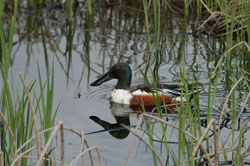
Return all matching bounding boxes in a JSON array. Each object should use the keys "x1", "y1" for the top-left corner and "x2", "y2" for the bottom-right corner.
[{"x1": 2, "y1": 1, "x2": 250, "y2": 165}]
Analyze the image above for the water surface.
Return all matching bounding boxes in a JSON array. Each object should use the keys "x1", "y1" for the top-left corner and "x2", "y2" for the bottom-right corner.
[{"x1": 3, "y1": 1, "x2": 250, "y2": 165}]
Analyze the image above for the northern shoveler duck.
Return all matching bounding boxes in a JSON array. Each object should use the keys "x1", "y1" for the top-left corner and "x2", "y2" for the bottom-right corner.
[{"x1": 90, "y1": 63, "x2": 201, "y2": 109}]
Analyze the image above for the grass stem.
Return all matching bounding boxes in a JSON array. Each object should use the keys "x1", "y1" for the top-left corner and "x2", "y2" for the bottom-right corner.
[
  {"x1": 121, "y1": 123, "x2": 164, "y2": 166},
  {"x1": 18, "y1": 73, "x2": 41, "y2": 162},
  {"x1": 0, "y1": 112, "x2": 18, "y2": 166},
  {"x1": 60, "y1": 124, "x2": 65, "y2": 166}
]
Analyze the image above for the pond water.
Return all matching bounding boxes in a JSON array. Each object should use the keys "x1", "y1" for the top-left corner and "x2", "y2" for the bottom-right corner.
[{"x1": 2, "y1": 1, "x2": 250, "y2": 165}]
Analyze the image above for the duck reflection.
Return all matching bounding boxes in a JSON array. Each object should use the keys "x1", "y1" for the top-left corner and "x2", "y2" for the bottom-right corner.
[
  {"x1": 90, "y1": 102, "x2": 132, "y2": 139},
  {"x1": 90, "y1": 102, "x2": 177, "y2": 139}
]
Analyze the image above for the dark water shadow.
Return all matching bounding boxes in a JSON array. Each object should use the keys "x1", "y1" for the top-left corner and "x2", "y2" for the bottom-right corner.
[{"x1": 88, "y1": 102, "x2": 131, "y2": 139}]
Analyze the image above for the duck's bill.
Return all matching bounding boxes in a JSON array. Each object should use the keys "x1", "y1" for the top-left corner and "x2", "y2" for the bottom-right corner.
[{"x1": 90, "y1": 72, "x2": 113, "y2": 86}]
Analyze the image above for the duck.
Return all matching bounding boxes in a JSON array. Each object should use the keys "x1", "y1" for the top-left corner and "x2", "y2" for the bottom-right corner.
[{"x1": 90, "y1": 63, "x2": 201, "y2": 109}]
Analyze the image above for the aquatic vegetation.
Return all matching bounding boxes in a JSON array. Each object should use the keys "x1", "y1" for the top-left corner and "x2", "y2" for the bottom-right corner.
[
  {"x1": 0, "y1": 0, "x2": 249, "y2": 165},
  {"x1": 139, "y1": 0, "x2": 250, "y2": 165}
]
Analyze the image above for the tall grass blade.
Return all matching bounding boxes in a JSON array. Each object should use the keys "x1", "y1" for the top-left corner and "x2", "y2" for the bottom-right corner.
[{"x1": 87, "y1": 0, "x2": 92, "y2": 16}]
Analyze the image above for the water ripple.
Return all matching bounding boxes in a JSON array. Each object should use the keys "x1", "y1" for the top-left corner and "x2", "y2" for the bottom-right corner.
[{"x1": 86, "y1": 85, "x2": 113, "y2": 104}]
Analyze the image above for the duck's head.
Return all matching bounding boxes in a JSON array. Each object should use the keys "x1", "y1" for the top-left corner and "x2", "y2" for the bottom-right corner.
[{"x1": 90, "y1": 63, "x2": 132, "y2": 89}]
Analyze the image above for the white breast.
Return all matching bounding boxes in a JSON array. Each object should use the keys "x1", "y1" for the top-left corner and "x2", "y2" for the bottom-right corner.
[{"x1": 110, "y1": 89, "x2": 133, "y2": 105}]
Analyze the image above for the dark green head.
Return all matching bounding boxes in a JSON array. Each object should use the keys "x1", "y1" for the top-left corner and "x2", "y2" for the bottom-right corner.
[{"x1": 90, "y1": 63, "x2": 132, "y2": 89}]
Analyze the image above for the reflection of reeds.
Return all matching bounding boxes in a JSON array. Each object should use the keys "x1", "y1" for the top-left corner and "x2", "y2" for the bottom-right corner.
[
  {"x1": 138, "y1": 1, "x2": 250, "y2": 165},
  {"x1": 0, "y1": 0, "x2": 18, "y2": 72},
  {"x1": 1, "y1": 0, "x2": 250, "y2": 165},
  {"x1": 121, "y1": 100, "x2": 250, "y2": 165},
  {"x1": 137, "y1": 52, "x2": 250, "y2": 165},
  {"x1": 9, "y1": 1, "x2": 194, "y2": 74}
]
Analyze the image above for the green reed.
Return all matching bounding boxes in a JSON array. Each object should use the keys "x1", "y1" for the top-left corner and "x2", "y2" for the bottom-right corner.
[
  {"x1": 140, "y1": 0, "x2": 250, "y2": 164},
  {"x1": 209, "y1": 0, "x2": 250, "y2": 162},
  {"x1": 0, "y1": 0, "x2": 17, "y2": 74},
  {"x1": 0, "y1": 0, "x2": 18, "y2": 163},
  {"x1": 88, "y1": 0, "x2": 92, "y2": 16},
  {"x1": 0, "y1": 1, "x2": 58, "y2": 164},
  {"x1": 231, "y1": 58, "x2": 236, "y2": 152},
  {"x1": 142, "y1": 0, "x2": 162, "y2": 79},
  {"x1": 144, "y1": 113, "x2": 158, "y2": 165},
  {"x1": 0, "y1": 64, "x2": 38, "y2": 165},
  {"x1": 142, "y1": 0, "x2": 152, "y2": 73},
  {"x1": 141, "y1": 0, "x2": 201, "y2": 165},
  {"x1": 140, "y1": 2, "x2": 176, "y2": 152},
  {"x1": 140, "y1": 56, "x2": 204, "y2": 165},
  {"x1": 37, "y1": 63, "x2": 59, "y2": 144},
  {"x1": 141, "y1": 70, "x2": 159, "y2": 164},
  {"x1": 246, "y1": 0, "x2": 250, "y2": 44},
  {"x1": 141, "y1": 68, "x2": 170, "y2": 164},
  {"x1": 226, "y1": 0, "x2": 235, "y2": 70},
  {"x1": 0, "y1": 62, "x2": 58, "y2": 165},
  {"x1": 153, "y1": 0, "x2": 160, "y2": 50},
  {"x1": 176, "y1": 57, "x2": 202, "y2": 166}
]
